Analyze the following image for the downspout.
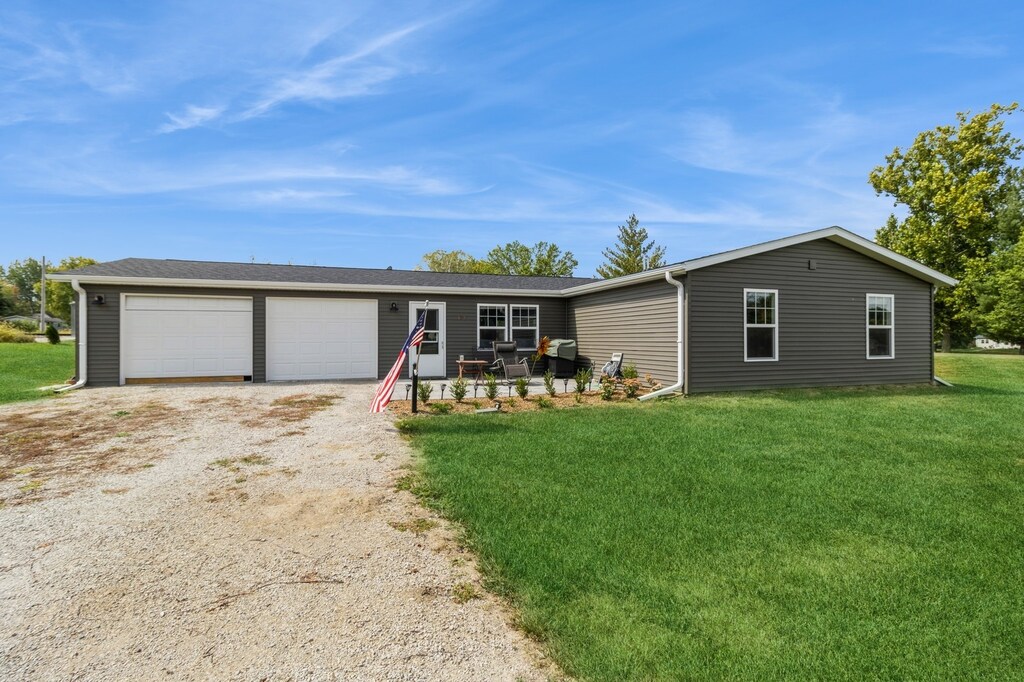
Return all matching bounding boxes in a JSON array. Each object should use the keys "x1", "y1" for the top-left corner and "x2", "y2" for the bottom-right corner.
[
  {"x1": 55, "y1": 279, "x2": 87, "y2": 392},
  {"x1": 639, "y1": 271, "x2": 684, "y2": 400}
]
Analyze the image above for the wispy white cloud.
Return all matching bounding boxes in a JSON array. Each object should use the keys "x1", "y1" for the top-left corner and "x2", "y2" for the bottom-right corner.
[
  {"x1": 923, "y1": 37, "x2": 1006, "y2": 59},
  {"x1": 158, "y1": 104, "x2": 226, "y2": 133},
  {"x1": 240, "y1": 23, "x2": 426, "y2": 119}
]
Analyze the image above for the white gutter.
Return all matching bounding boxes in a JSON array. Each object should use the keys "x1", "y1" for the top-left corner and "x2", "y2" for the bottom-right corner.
[
  {"x1": 639, "y1": 271, "x2": 684, "y2": 400},
  {"x1": 45, "y1": 273, "x2": 570, "y2": 298},
  {"x1": 55, "y1": 279, "x2": 87, "y2": 392}
]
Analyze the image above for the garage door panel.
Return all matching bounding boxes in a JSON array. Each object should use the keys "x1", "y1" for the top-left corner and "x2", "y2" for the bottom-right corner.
[
  {"x1": 266, "y1": 298, "x2": 377, "y2": 381},
  {"x1": 122, "y1": 295, "x2": 253, "y2": 381}
]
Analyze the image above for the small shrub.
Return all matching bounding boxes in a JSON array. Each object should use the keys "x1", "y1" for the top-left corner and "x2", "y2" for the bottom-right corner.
[
  {"x1": 417, "y1": 380, "x2": 432, "y2": 404},
  {"x1": 622, "y1": 363, "x2": 639, "y2": 380},
  {"x1": 543, "y1": 370, "x2": 556, "y2": 397},
  {"x1": 623, "y1": 378, "x2": 641, "y2": 399},
  {"x1": 483, "y1": 373, "x2": 499, "y2": 400},
  {"x1": 574, "y1": 367, "x2": 592, "y2": 396},
  {"x1": 574, "y1": 391, "x2": 583, "y2": 404},
  {"x1": 0, "y1": 324, "x2": 34, "y2": 343},
  {"x1": 506, "y1": 397, "x2": 517, "y2": 408},
  {"x1": 470, "y1": 400, "x2": 482, "y2": 409},
  {"x1": 536, "y1": 396, "x2": 554, "y2": 409},
  {"x1": 45, "y1": 323, "x2": 60, "y2": 345},
  {"x1": 599, "y1": 376, "x2": 616, "y2": 400},
  {"x1": 515, "y1": 376, "x2": 529, "y2": 399},
  {"x1": 450, "y1": 377, "x2": 468, "y2": 403},
  {"x1": 428, "y1": 402, "x2": 453, "y2": 415}
]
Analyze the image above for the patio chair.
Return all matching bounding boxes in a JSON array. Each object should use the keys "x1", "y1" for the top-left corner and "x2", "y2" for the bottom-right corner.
[
  {"x1": 600, "y1": 352, "x2": 625, "y2": 380},
  {"x1": 490, "y1": 341, "x2": 532, "y2": 383}
]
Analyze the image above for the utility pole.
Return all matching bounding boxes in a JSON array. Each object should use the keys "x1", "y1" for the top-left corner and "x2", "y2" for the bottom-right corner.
[{"x1": 40, "y1": 256, "x2": 47, "y2": 334}]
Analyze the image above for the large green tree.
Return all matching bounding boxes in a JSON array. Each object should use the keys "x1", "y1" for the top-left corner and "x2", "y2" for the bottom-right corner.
[
  {"x1": 596, "y1": 214, "x2": 667, "y2": 278},
  {"x1": 485, "y1": 240, "x2": 578, "y2": 277},
  {"x1": 963, "y1": 233, "x2": 1024, "y2": 353},
  {"x1": 418, "y1": 249, "x2": 495, "y2": 274},
  {"x1": 868, "y1": 103, "x2": 1023, "y2": 351},
  {"x1": 0, "y1": 281, "x2": 18, "y2": 317},
  {"x1": 44, "y1": 256, "x2": 98, "y2": 321},
  {"x1": 418, "y1": 241, "x2": 578, "y2": 277},
  {"x1": 2, "y1": 258, "x2": 43, "y2": 316}
]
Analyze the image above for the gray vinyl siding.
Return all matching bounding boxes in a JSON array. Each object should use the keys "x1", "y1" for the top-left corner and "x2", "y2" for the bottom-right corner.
[
  {"x1": 376, "y1": 296, "x2": 566, "y2": 378},
  {"x1": 567, "y1": 279, "x2": 679, "y2": 383},
  {"x1": 78, "y1": 284, "x2": 565, "y2": 385},
  {"x1": 686, "y1": 239, "x2": 933, "y2": 393}
]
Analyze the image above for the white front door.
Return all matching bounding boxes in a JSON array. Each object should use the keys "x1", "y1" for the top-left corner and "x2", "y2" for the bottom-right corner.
[{"x1": 409, "y1": 302, "x2": 446, "y2": 377}]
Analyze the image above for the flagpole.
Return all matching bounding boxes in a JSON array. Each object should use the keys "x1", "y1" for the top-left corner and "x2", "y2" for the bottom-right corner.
[{"x1": 411, "y1": 300, "x2": 429, "y2": 415}]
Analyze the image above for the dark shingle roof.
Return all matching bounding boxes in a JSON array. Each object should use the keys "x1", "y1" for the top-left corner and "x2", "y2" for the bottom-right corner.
[{"x1": 60, "y1": 258, "x2": 599, "y2": 291}]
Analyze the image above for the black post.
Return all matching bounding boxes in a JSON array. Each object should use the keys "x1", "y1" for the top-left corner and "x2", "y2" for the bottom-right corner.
[{"x1": 411, "y1": 355, "x2": 419, "y2": 414}]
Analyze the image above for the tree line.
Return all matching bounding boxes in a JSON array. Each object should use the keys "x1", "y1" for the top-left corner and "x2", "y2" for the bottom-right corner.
[
  {"x1": 418, "y1": 214, "x2": 666, "y2": 278},
  {"x1": 871, "y1": 103, "x2": 1024, "y2": 352},
  {"x1": 0, "y1": 257, "x2": 96, "y2": 324}
]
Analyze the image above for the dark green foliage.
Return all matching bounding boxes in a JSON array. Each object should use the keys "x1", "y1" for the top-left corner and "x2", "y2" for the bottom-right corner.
[
  {"x1": 485, "y1": 241, "x2": 578, "y2": 277},
  {"x1": 573, "y1": 367, "x2": 591, "y2": 395},
  {"x1": 483, "y1": 373, "x2": 498, "y2": 401},
  {"x1": 596, "y1": 214, "x2": 667, "y2": 278},
  {"x1": 543, "y1": 370, "x2": 556, "y2": 397},
  {"x1": 515, "y1": 376, "x2": 529, "y2": 399},
  {"x1": 870, "y1": 104, "x2": 1023, "y2": 349},
  {"x1": 417, "y1": 380, "x2": 432, "y2": 404},
  {"x1": 450, "y1": 376, "x2": 468, "y2": 403},
  {"x1": 45, "y1": 323, "x2": 60, "y2": 345}
]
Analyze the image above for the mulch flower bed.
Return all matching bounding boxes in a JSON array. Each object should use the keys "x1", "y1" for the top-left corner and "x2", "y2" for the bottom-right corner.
[{"x1": 387, "y1": 388, "x2": 660, "y2": 416}]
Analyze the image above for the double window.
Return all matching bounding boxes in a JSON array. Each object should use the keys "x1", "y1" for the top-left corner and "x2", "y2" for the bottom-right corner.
[
  {"x1": 866, "y1": 294, "x2": 894, "y2": 359},
  {"x1": 477, "y1": 304, "x2": 539, "y2": 350},
  {"x1": 744, "y1": 289, "x2": 778, "y2": 361}
]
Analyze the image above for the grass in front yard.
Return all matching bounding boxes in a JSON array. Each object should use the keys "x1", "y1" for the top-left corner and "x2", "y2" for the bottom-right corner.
[
  {"x1": 401, "y1": 354, "x2": 1024, "y2": 680},
  {"x1": 0, "y1": 342, "x2": 75, "y2": 404}
]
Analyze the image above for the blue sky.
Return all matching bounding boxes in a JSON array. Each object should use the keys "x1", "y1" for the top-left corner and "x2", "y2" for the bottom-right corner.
[{"x1": 1, "y1": 1, "x2": 1022, "y2": 275}]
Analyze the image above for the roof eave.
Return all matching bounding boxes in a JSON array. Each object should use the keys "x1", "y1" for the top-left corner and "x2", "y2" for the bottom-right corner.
[
  {"x1": 45, "y1": 273, "x2": 569, "y2": 297},
  {"x1": 559, "y1": 264, "x2": 687, "y2": 296},
  {"x1": 678, "y1": 226, "x2": 958, "y2": 287}
]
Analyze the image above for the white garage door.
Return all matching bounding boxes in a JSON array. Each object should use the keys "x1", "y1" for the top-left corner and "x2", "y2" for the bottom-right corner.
[
  {"x1": 121, "y1": 295, "x2": 253, "y2": 382},
  {"x1": 266, "y1": 298, "x2": 377, "y2": 381}
]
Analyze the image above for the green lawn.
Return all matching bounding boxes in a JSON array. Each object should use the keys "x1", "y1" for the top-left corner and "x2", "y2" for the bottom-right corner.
[
  {"x1": 401, "y1": 354, "x2": 1024, "y2": 680},
  {"x1": 0, "y1": 342, "x2": 76, "y2": 404}
]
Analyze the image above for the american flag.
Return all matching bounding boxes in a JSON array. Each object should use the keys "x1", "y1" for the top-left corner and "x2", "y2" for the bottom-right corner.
[{"x1": 371, "y1": 308, "x2": 428, "y2": 413}]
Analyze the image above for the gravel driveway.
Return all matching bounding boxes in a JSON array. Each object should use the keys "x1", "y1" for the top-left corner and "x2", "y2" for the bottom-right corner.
[{"x1": 0, "y1": 382, "x2": 553, "y2": 681}]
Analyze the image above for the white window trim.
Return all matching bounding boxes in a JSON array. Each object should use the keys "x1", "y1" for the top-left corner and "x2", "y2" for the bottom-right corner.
[
  {"x1": 866, "y1": 293, "x2": 895, "y2": 360},
  {"x1": 476, "y1": 303, "x2": 541, "y2": 351},
  {"x1": 743, "y1": 288, "x2": 779, "y2": 362},
  {"x1": 509, "y1": 304, "x2": 540, "y2": 351},
  {"x1": 477, "y1": 303, "x2": 507, "y2": 351}
]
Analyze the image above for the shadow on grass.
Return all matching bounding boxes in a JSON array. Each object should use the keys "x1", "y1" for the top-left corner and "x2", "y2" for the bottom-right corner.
[{"x1": 397, "y1": 416, "x2": 518, "y2": 437}]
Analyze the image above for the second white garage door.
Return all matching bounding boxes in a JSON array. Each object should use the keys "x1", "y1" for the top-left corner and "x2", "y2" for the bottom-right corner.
[{"x1": 266, "y1": 298, "x2": 377, "y2": 381}]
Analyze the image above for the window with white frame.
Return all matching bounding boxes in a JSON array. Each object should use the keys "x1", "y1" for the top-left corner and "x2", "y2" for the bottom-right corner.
[
  {"x1": 866, "y1": 294, "x2": 894, "y2": 359},
  {"x1": 510, "y1": 305, "x2": 539, "y2": 350},
  {"x1": 744, "y1": 289, "x2": 778, "y2": 361},
  {"x1": 477, "y1": 304, "x2": 541, "y2": 350},
  {"x1": 477, "y1": 305, "x2": 507, "y2": 350}
]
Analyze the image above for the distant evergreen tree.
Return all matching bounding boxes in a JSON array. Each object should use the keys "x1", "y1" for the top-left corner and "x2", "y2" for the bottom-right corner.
[{"x1": 596, "y1": 214, "x2": 666, "y2": 279}]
